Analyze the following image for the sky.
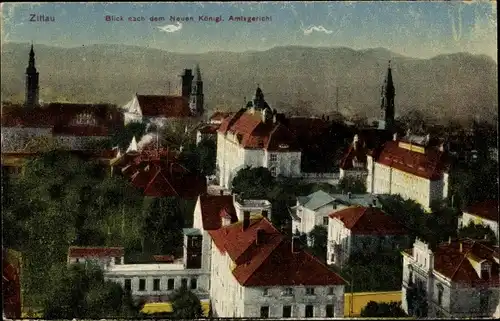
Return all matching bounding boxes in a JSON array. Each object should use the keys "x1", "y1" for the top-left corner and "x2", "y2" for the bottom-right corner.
[{"x1": 1, "y1": 1, "x2": 497, "y2": 60}]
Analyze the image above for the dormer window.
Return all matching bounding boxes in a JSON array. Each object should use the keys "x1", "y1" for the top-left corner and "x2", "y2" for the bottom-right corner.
[{"x1": 263, "y1": 288, "x2": 270, "y2": 296}]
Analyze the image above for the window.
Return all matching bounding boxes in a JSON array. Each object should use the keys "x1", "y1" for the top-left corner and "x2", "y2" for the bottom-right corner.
[
  {"x1": 260, "y1": 306, "x2": 269, "y2": 318},
  {"x1": 270, "y1": 167, "x2": 277, "y2": 177},
  {"x1": 481, "y1": 264, "x2": 491, "y2": 280},
  {"x1": 326, "y1": 304, "x2": 334, "y2": 317},
  {"x1": 167, "y1": 278, "x2": 175, "y2": 290},
  {"x1": 437, "y1": 284, "x2": 444, "y2": 306},
  {"x1": 323, "y1": 217, "x2": 329, "y2": 225},
  {"x1": 306, "y1": 287, "x2": 315, "y2": 296},
  {"x1": 124, "y1": 279, "x2": 131, "y2": 292},
  {"x1": 282, "y1": 288, "x2": 293, "y2": 296},
  {"x1": 181, "y1": 278, "x2": 188, "y2": 288},
  {"x1": 139, "y1": 279, "x2": 146, "y2": 291},
  {"x1": 75, "y1": 258, "x2": 80, "y2": 263},
  {"x1": 114, "y1": 257, "x2": 121, "y2": 265},
  {"x1": 263, "y1": 288, "x2": 269, "y2": 296},
  {"x1": 305, "y1": 305, "x2": 314, "y2": 318},
  {"x1": 270, "y1": 154, "x2": 277, "y2": 162},
  {"x1": 283, "y1": 305, "x2": 292, "y2": 318},
  {"x1": 190, "y1": 278, "x2": 197, "y2": 290},
  {"x1": 328, "y1": 287, "x2": 335, "y2": 295},
  {"x1": 153, "y1": 279, "x2": 160, "y2": 291},
  {"x1": 409, "y1": 269, "x2": 414, "y2": 284}
]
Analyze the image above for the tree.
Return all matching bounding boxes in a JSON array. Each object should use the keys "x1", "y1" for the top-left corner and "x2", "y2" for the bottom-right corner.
[
  {"x1": 338, "y1": 177, "x2": 366, "y2": 194},
  {"x1": 110, "y1": 122, "x2": 147, "y2": 150},
  {"x1": 196, "y1": 138, "x2": 217, "y2": 176},
  {"x1": 406, "y1": 284, "x2": 428, "y2": 318},
  {"x1": 141, "y1": 197, "x2": 184, "y2": 257},
  {"x1": 169, "y1": 286, "x2": 203, "y2": 319},
  {"x1": 42, "y1": 263, "x2": 139, "y2": 319},
  {"x1": 360, "y1": 301, "x2": 407, "y2": 317},
  {"x1": 231, "y1": 166, "x2": 276, "y2": 199},
  {"x1": 307, "y1": 225, "x2": 328, "y2": 261},
  {"x1": 458, "y1": 222, "x2": 497, "y2": 243}
]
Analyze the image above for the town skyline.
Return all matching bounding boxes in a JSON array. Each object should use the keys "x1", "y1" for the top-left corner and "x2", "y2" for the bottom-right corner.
[{"x1": 1, "y1": 2, "x2": 497, "y2": 61}]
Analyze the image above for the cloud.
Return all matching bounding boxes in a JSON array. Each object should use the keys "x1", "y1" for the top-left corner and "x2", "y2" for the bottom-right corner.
[
  {"x1": 303, "y1": 25, "x2": 333, "y2": 35},
  {"x1": 157, "y1": 22, "x2": 183, "y2": 33}
]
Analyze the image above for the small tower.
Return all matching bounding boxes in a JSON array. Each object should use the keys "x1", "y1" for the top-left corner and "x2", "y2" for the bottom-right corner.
[
  {"x1": 189, "y1": 64, "x2": 204, "y2": 117},
  {"x1": 25, "y1": 44, "x2": 40, "y2": 108},
  {"x1": 379, "y1": 60, "x2": 395, "y2": 131},
  {"x1": 181, "y1": 69, "x2": 194, "y2": 99}
]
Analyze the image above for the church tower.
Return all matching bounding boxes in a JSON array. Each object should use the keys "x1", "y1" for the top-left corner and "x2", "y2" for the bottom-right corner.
[
  {"x1": 189, "y1": 64, "x2": 204, "y2": 117},
  {"x1": 25, "y1": 44, "x2": 40, "y2": 107},
  {"x1": 181, "y1": 69, "x2": 194, "y2": 99},
  {"x1": 379, "y1": 60, "x2": 395, "y2": 131}
]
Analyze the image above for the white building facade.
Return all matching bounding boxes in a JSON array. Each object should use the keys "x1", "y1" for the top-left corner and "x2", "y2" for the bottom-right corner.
[
  {"x1": 401, "y1": 238, "x2": 500, "y2": 318},
  {"x1": 458, "y1": 200, "x2": 499, "y2": 241},
  {"x1": 366, "y1": 138, "x2": 449, "y2": 211}
]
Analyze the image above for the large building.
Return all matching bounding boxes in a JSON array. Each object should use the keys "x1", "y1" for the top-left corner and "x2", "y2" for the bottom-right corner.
[
  {"x1": 216, "y1": 87, "x2": 301, "y2": 188},
  {"x1": 401, "y1": 238, "x2": 500, "y2": 318},
  {"x1": 208, "y1": 214, "x2": 346, "y2": 318},
  {"x1": 122, "y1": 65, "x2": 204, "y2": 126},
  {"x1": 327, "y1": 205, "x2": 409, "y2": 267},
  {"x1": 366, "y1": 134, "x2": 450, "y2": 211}
]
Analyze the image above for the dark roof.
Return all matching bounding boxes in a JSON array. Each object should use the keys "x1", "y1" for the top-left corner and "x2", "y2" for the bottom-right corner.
[
  {"x1": 340, "y1": 140, "x2": 368, "y2": 170},
  {"x1": 208, "y1": 217, "x2": 346, "y2": 286},
  {"x1": 136, "y1": 95, "x2": 191, "y2": 118},
  {"x1": 463, "y1": 200, "x2": 499, "y2": 222},
  {"x1": 329, "y1": 206, "x2": 408, "y2": 235}
]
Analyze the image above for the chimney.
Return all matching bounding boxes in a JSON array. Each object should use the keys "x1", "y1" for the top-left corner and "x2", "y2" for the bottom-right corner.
[
  {"x1": 292, "y1": 236, "x2": 301, "y2": 253},
  {"x1": 256, "y1": 228, "x2": 265, "y2": 245},
  {"x1": 459, "y1": 242, "x2": 463, "y2": 253},
  {"x1": 393, "y1": 133, "x2": 398, "y2": 141},
  {"x1": 243, "y1": 211, "x2": 250, "y2": 230},
  {"x1": 348, "y1": 192, "x2": 352, "y2": 199},
  {"x1": 220, "y1": 190, "x2": 224, "y2": 196},
  {"x1": 448, "y1": 236, "x2": 451, "y2": 244}
]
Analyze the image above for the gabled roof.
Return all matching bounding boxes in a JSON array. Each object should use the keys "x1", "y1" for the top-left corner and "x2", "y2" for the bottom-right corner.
[
  {"x1": 218, "y1": 109, "x2": 299, "y2": 151},
  {"x1": 340, "y1": 141, "x2": 368, "y2": 170},
  {"x1": 329, "y1": 206, "x2": 408, "y2": 235},
  {"x1": 298, "y1": 190, "x2": 336, "y2": 211},
  {"x1": 372, "y1": 140, "x2": 449, "y2": 180},
  {"x1": 198, "y1": 195, "x2": 237, "y2": 230},
  {"x1": 136, "y1": 95, "x2": 191, "y2": 118},
  {"x1": 68, "y1": 246, "x2": 124, "y2": 258},
  {"x1": 463, "y1": 200, "x2": 499, "y2": 222},
  {"x1": 431, "y1": 239, "x2": 500, "y2": 286},
  {"x1": 52, "y1": 125, "x2": 109, "y2": 137},
  {"x1": 143, "y1": 168, "x2": 179, "y2": 197},
  {"x1": 208, "y1": 217, "x2": 346, "y2": 286}
]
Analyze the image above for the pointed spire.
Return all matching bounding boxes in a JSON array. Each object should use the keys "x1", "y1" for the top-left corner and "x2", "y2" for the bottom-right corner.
[
  {"x1": 385, "y1": 60, "x2": 394, "y2": 92},
  {"x1": 195, "y1": 63, "x2": 202, "y2": 82},
  {"x1": 28, "y1": 43, "x2": 36, "y2": 70}
]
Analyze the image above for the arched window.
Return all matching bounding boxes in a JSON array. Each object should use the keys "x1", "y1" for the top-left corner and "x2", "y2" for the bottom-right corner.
[
  {"x1": 437, "y1": 284, "x2": 444, "y2": 306},
  {"x1": 408, "y1": 265, "x2": 414, "y2": 285}
]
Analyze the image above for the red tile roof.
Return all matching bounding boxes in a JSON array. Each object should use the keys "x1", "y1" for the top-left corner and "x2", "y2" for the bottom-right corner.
[
  {"x1": 431, "y1": 240, "x2": 500, "y2": 286},
  {"x1": 153, "y1": 255, "x2": 175, "y2": 263},
  {"x1": 464, "y1": 200, "x2": 499, "y2": 222},
  {"x1": 208, "y1": 217, "x2": 346, "y2": 286},
  {"x1": 119, "y1": 152, "x2": 206, "y2": 199},
  {"x1": 136, "y1": 95, "x2": 191, "y2": 118},
  {"x1": 198, "y1": 195, "x2": 237, "y2": 230},
  {"x1": 329, "y1": 206, "x2": 408, "y2": 235},
  {"x1": 68, "y1": 246, "x2": 124, "y2": 258},
  {"x1": 371, "y1": 140, "x2": 449, "y2": 180},
  {"x1": 218, "y1": 109, "x2": 299, "y2": 151}
]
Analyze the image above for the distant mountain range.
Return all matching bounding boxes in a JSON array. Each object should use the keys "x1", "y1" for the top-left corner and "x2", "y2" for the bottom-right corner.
[{"x1": 1, "y1": 43, "x2": 497, "y2": 123}]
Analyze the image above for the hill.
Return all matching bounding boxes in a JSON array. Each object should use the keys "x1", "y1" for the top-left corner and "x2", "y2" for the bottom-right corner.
[{"x1": 1, "y1": 43, "x2": 497, "y2": 123}]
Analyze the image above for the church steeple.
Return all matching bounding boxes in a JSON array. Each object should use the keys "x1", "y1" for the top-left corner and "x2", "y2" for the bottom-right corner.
[
  {"x1": 25, "y1": 43, "x2": 40, "y2": 107},
  {"x1": 380, "y1": 60, "x2": 395, "y2": 131},
  {"x1": 189, "y1": 64, "x2": 204, "y2": 117}
]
